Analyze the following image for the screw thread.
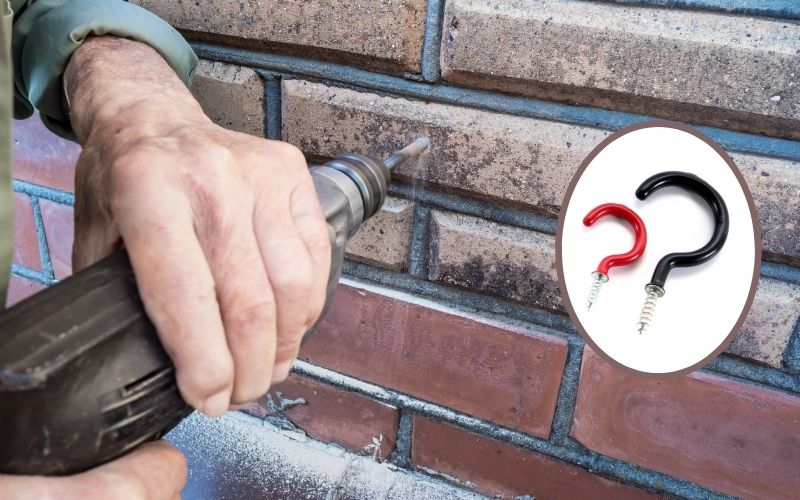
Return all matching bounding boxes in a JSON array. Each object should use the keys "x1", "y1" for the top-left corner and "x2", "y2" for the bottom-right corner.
[
  {"x1": 637, "y1": 286, "x2": 663, "y2": 334},
  {"x1": 586, "y1": 273, "x2": 607, "y2": 310}
]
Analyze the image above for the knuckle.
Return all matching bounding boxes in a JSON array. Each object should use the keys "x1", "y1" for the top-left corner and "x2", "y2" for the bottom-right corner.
[
  {"x1": 232, "y1": 380, "x2": 271, "y2": 405},
  {"x1": 179, "y1": 354, "x2": 233, "y2": 401},
  {"x1": 225, "y1": 297, "x2": 276, "y2": 334},
  {"x1": 270, "y1": 265, "x2": 313, "y2": 299}
]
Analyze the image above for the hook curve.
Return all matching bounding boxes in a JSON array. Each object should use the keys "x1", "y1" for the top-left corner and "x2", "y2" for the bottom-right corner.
[
  {"x1": 635, "y1": 171, "x2": 729, "y2": 289},
  {"x1": 583, "y1": 203, "x2": 647, "y2": 276}
]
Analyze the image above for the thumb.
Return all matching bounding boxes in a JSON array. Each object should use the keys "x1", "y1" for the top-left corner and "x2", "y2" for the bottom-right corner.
[
  {"x1": 90, "y1": 441, "x2": 188, "y2": 500},
  {"x1": 0, "y1": 441, "x2": 187, "y2": 500}
]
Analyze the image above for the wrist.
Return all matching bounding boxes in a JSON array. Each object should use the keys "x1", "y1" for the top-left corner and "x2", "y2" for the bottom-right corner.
[{"x1": 65, "y1": 36, "x2": 209, "y2": 152}]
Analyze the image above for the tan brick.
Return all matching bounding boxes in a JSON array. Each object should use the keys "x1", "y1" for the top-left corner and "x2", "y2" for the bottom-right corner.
[
  {"x1": 429, "y1": 211, "x2": 561, "y2": 312},
  {"x1": 282, "y1": 79, "x2": 606, "y2": 216},
  {"x1": 132, "y1": 0, "x2": 426, "y2": 73},
  {"x1": 441, "y1": 0, "x2": 800, "y2": 140},
  {"x1": 191, "y1": 60, "x2": 265, "y2": 137},
  {"x1": 734, "y1": 153, "x2": 800, "y2": 265},
  {"x1": 345, "y1": 197, "x2": 414, "y2": 272},
  {"x1": 728, "y1": 277, "x2": 800, "y2": 368},
  {"x1": 282, "y1": 79, "x2": 800, "y2": 265}
]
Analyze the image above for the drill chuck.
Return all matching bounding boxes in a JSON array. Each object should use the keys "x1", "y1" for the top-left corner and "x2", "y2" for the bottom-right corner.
[{"x1": 0, "y1": 139, "x2": 428, "y2": 475}]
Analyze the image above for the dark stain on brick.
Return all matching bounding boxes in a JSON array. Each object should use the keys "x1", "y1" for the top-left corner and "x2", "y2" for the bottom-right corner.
[{"x1": 432, "y1": 255, "x2": 564, "y2": 312}]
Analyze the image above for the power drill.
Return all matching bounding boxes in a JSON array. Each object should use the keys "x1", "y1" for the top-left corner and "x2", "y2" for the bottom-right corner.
[{"x1": 0, "y1": 138, "x2": 429, "y2": 476}]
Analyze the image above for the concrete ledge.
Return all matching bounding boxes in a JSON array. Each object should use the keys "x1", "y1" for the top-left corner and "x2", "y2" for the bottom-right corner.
[{"x1": 166, "y1": 412, "x2": 484, "y2": 499}]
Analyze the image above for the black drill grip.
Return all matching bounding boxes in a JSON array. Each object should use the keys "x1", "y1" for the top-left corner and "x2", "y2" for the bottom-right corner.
[{"x1": 0, "y1": 249, "x2": 191, "y2": 475}]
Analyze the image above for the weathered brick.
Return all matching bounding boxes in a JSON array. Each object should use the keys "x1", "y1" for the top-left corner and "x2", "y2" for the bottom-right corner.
[
  {"x1": 282, "y1": 80, "x2": 800, "y2": 265},
  {"x1": 728, "y1": 277, "x2": 800, "y2": 367},
  {"x1": 5, "y1": 275, "x2": 46, "y2": 308},
  {"x1": 412, "y1": 416, "x2": 657, "y2": 499},
  {"x1": 191, "y1": 60, "x2": 265, "y2": 137},
  {"x1": 572, "y1": 347, "x2": 800, "y2": 499},
  {"x1": 441, "y1": 0, "x2": 800, "y2": 140},
  {"x1": 245, "y1": 374, "x2": 398, "y2": 459},
  {"x1": 12, "y1": 194, "x2": 40, "y2": 271},
  {"x1": 301, "y1": 283, "x2": 568, "y2": 438},
  {"x1": 39, "y1": 200, "x2": 74, "y2": 280},
  {"x1": 345, "y1": 197, "x2": 414, "y2": 272},
  {"x1": 282, "y1": 79, "x2": 604, "y2": 216},
  {"x1": 132, "y1": 0, "x2": 426, "y2": 73},
  {"x1": 12, "y1": 117, "x2": 79, "y2": 192},
  {"x1": 735, "y1": 153, "x2": 800, "y2": 265},
  {"x1": 429, "y1": 211, "x2": 561, "y2": 311}
]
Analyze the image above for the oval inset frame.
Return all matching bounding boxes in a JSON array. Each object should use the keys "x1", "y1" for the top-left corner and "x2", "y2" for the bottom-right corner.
[{"x1": 555, "y1": 120, "x2": 762, "y2": 377}]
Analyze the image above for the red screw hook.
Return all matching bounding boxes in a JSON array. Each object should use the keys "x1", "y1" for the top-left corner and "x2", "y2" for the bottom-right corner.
[{"x1": 583, "y1": 203, "x2": 647, "y2": 309}]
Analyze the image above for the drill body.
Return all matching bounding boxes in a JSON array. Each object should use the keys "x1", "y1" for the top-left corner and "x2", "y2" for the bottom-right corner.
[{"x1": 0, "y1": 141, "x2": 426, "y2": 475}]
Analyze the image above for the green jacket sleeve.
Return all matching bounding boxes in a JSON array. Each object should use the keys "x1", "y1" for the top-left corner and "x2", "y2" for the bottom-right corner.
[{"x1": 10, "y1": 0, "x2": 198, "y2": 140}]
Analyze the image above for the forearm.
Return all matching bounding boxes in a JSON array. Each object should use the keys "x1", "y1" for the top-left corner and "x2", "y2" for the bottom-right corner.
[{"x1": 64, "y1": 36, "x2": 208, "y2": 150}]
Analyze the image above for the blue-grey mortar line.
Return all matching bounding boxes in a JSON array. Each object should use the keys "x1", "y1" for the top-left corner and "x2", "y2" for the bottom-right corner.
[
  {"x1": 342, "y1": 261, "x2": 800, "y2": 396},
  {"x1": 343, "y1": 259, "x2": 579, "y2": 337},
  {"x1": 29, "y1": 197, "x2": 54, "y2": 279},
  {"x1": 783, "y1": 320, "x2": 800, "y2": 374},
  {"x1": 10, "y1": 264, "x2": 56, "y2": 286},
  {"x1": 420, "y1": 0, "x2": 445, "y2": 82},
  {"x1": 193, "y1": 42, "x2": 800, "y2": 162},
  {"x1": 407, "y1": 205, "x2": 432, "y2": 278},
  {"x1": 760, "y1": 261, "x2": 800, "y2": 286},
  {"x1": 548, "y1": 344, "x2": 584, "y2": 446},
  {"x1": 388, "y1": 409, "x2": 414, "y2": 468},
  {"x1": 292, "y1": 360, "x2": 728, "y2": 499},
  {"x1": 389, "y1": 183, "x2": 558, "y2": 235},
  {"x1": 591, "y1": 0, "x2": 800, "y2": 20},
  {"x1": 12, "y1": 180, "x2": 75, "y2": 206},
  {"x1": 264, "y1": 76, "x2": 283, "y2": 140}
]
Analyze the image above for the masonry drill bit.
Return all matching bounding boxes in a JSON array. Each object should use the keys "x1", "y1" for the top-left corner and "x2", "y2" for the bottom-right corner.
[{"x1": 384, "y1": 137, "x2": 431, "y2": 170}]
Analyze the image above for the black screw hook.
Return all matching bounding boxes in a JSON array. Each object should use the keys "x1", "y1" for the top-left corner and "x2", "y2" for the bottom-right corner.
[
  {"x1": 636, "y1": 171, "x2": 729, "y2": 289},
  {"x1": 634, "y1": 171, "x2": 729, "y2": 334}
]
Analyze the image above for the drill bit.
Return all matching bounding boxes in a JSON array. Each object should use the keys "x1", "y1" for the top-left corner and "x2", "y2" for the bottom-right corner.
[{"x1": 384, "y1": 137, "x2": 431, "y2": 170}]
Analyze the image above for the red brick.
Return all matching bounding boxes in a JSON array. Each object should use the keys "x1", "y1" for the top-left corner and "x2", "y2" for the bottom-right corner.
[
  {"x1": 412, "y1": 416, "x2": 656, "y2": 500},
  {"x1": 12, "y1": 194, "x2": 40, "y2": 271},
  {"x1": 12, "y1": 117, "x2": 79, "y2": 192},
  {"x1": 39, "y1": 200, "x2": 74, "y2": 280},
  {"x1": 5, "y1": 275, "x2": 47, "y2": 308},
  {"x1": 245, "y1": 374, "x2": 398, "y2": 459},
  {"x1": 301, "y1": 284, "x2": 568, "y2": 438},
  {"x1": 572, "y1": 347, "x2": 800, "y2": 499}
]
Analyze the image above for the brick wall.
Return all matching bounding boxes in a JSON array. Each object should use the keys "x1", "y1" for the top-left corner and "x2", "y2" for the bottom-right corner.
[{"x1": 12, "y1": 0, "x2": 800, "y2": 498}]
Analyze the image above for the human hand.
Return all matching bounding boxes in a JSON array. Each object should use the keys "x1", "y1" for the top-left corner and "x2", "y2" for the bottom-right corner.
[
  {"x1": 0, "y1": 441, "x2": 186, "y2": 500},
  {"x1": 64, "y1": 37, "x2": 331, "y2": 416}
]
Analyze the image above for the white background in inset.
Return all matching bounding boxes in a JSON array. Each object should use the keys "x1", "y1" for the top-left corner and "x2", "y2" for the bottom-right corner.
[{"x1": 560, "y1": 126, "x2": 756, "y2": 374}]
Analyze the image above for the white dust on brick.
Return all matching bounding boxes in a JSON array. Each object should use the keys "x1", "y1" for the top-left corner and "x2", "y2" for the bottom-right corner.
[{"x1": 166, "y1": 412, "x2": 486, "y2": 499}]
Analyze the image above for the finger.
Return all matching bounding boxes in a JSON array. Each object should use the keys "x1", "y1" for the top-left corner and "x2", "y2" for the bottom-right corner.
[
  {"x1": 290, "y1": 178, "x2": 331, "y2": 330},
  {"x1": 112, "y1": 167, "x2": 233, "y2": 416},
  {"x1": 254, "y1": 188, "x2": 314, "y2": 383},
  {"x1": 196, "y1": 192, "x2": 277, "y2": 405}
]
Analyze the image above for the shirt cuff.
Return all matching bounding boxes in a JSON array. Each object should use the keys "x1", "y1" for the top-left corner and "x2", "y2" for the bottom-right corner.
[{"x1": 12, "y1": 0, "x2": 198, "y2": 140}]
